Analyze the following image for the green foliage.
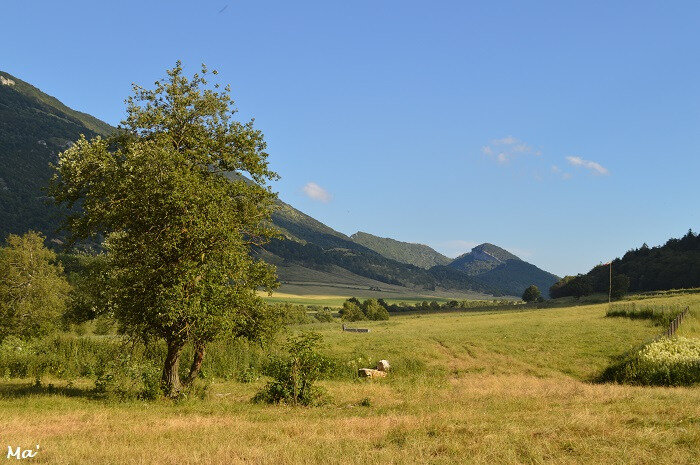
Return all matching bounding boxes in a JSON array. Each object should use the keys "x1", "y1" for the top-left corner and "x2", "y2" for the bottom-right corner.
[
  {"x1": 610, "y1": 274, "x2": 630, "y2": 300},
  {"x1": 275, "y1": 303, "x2": 312, "y2": 325},
  {"x1": 339, "y1": 298, "x2": 390, "y2": 321},
  {"x1": 522, "y1": 285, "x2": 542, "y2": 303},
  {"x1": 556, "y1": 231, "x2": 700, "y2": 296},
  {"x1": 600, "y1": 337, "x2": 700, "y2": 386},
  {"x1": 361, "y1": 299, "x2": 390, "y2": 321},
  {"x1": 254, "y1": 333, "x2": 329, "y2": 405},
  {"x1": 549, "y1": 274, "x2": 594, "y2": 299},
  {"x1": 0, "y1": 232, "x2": 71, "y2": 342},
  {"x1": 62, "y1": 253, "x2": 111, "y2": 325},
  {"x1": 313, "y1": 307, "x2": 335, "y2": 322},
  {"x1": 606, "y1": 302, "x2": 685, "y2": 327},
  {"x1": 0, "y1": 333, "x2": 116, "y2": 379},
  {"x1": 339, "y1": 301, "x2": 366, "y2": 321},
  {"x1": 50, "y1": 63, "x2": 279, "y2": 396},
  {"x1": 94, "y1": 353, "x2": 162, "y2": 400},
  {"x1": 385, "y1": 298, "x2": 524, "y2": 313}
]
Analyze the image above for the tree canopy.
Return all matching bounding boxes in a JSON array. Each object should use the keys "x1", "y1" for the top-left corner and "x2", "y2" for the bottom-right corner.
[
  {"x1": 0, "y1": 232, "x2": 70, "y2": 342},
  {"x1": 522, "y1": 285, "x2": 542, "y2": 303},
  {"x1": 50, "y1": 63, "x2": 279, "y2": 396}
]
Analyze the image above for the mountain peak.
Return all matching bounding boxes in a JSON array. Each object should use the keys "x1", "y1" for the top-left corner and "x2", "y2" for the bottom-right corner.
[
  {"x1": 471, "y1": 243, "x2": 520, "y2": 262},
  {"x1": 450, "y1": 243, "x2": 521, "y2": 275}
]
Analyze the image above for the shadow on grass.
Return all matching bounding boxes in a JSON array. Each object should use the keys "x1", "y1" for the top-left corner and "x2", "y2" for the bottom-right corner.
[{"x1": 0, "y1": 380, "x2": 100, "y2": 400}]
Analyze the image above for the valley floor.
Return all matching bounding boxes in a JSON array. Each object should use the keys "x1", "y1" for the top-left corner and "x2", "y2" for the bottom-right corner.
[{"x1": 1, "y1": 295, "x2": 699, "y2": 464}]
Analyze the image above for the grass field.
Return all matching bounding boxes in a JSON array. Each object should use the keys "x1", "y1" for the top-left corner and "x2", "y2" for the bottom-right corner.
[
  {"x1": 1, "y1": 293, "x2": 699, "y2": 463},
  {"x1": 259, "y1": 292, "x2": 459, "y2": 307}
]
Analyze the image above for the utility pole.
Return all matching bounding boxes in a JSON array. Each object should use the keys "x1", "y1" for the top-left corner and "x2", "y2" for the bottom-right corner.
[{"x1": 608, "y1": 262, "x2": 612, "y2": 305}]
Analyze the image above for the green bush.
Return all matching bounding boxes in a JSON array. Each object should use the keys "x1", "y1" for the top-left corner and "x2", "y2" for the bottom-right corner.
[
  {"x1": 339, "y1": 301, "x2": 366, "y2": 321},
  {"x1": 94, "y1": 353, "x2": 162, "y2": 400},
  {"x1": 314, "y1": 307, "x2": 335, "y2": 322},
  {"x1": 600, "y1": 337, "x2": 700, "y2": 386},
  {"x1": 254, "y1": 333, "x2": 330, "y2": 405},
  {"x1": 275, "y1": 303, "x2": 312, "y2": 325},
  {"x1": 606, "y1": 303, "x2": 685, "y2": 327},
  {"x1": 362, "y1": 299, "x2": 390, "y2": 321}
]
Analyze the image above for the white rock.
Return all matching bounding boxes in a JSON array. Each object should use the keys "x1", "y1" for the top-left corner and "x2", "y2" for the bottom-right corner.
[{"x1": 376, "y1": 360, "x2": 391, "y2": 372}]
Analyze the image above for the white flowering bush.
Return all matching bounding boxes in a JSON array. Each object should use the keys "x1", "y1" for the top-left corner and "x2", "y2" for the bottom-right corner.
[
  {"x1": 601, "y1": 337, "x2": 700, "y2": 386},
  {"x1": 639, "y1": 337, "x2": 700, "y2": 364}
]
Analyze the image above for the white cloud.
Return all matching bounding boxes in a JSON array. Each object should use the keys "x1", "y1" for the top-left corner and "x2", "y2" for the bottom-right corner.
[
  {"x1": 482, "y1": 136, "x2": 541, "y2": 165},
  {"x1": 566, "y1": 156, "x2": 610, "y2": 176},
  {"x1": 302, "y1": 182, "x2": 332, "y2": 203},
  {"x1": 492, "y1": 135, "x2": 518, "y2": 145}
]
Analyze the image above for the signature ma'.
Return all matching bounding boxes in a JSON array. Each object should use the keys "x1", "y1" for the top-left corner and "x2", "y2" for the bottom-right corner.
[{"x1": 6, "y1": 445, "x2": 40, "y2": 460}]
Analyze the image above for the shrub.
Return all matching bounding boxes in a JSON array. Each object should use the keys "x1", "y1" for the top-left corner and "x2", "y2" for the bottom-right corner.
[
  {"x1": 314, "y1": 307, "x2": 335, "y2": 322},
  {"x1": 600, "y1": 337, "x2": 700, "y2": 386},
  {"x1": 276, "y1": 303, "x2": 312, "y2": 325},
  {"x1": 254, "y1": 333, "x2": 330, "y2": 405},
  {"x1": 606, "y1": 303, "x2": 685, "y2": 327},
  {"x1": 339, "y1": 301, "x2": 365, "y2": 321},
  {"x1": 94, "y1": 353, "x2": 162, "y2": 400},
  {"x1": 362, "y1": 299, "x2": 389, "y2": 321}
]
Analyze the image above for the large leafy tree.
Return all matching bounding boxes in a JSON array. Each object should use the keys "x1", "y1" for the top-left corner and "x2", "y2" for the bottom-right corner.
[
  {"x1": 521, "y1": 285, "x2": 542, "y2": 303},
  {"x1": 0, "y1": 232, "x2": 71, "y2": 342},
  {"x1": 51, "y1": 63, "x2": 279, "y2": 396}
]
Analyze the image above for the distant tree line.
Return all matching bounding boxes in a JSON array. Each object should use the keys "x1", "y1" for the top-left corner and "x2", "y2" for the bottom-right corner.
[{"x1": 549, "y1": 230, "x2": 699, "y2": 299}]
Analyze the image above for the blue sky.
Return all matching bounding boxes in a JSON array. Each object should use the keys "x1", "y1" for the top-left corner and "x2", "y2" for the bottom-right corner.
[{"x1": 3, "y1": 1, "x2": 699, "y2": 276}]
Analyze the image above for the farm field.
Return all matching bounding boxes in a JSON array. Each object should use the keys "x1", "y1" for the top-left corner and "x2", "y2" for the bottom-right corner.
[
  {"x1": 258, "y1": 290, "x2": 492, "y2": 308},
  {"x1": 1, "y1": 293, "x2": 699, "y2": 464}
]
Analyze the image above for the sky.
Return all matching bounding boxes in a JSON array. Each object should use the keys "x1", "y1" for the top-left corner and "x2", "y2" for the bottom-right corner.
[{"x1": 2, "y1": 0, "x2": 699, "y2": 276}]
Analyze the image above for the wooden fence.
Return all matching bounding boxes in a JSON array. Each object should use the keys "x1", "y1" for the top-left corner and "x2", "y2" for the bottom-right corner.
[
  {"x1": 342, "y1": 324, "x2": 370, "y2": 333},
  {"x1": 663, "y1": 306, "x2": 689, "y2": 338}
]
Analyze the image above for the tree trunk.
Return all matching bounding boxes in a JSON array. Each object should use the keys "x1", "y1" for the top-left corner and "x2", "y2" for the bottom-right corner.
[
  {"x1": 162, "y1": 339, "x2": 183, "y2": 397},
  {"x1": 184, "y1": 341, "x2": 206, "y2": 387}
]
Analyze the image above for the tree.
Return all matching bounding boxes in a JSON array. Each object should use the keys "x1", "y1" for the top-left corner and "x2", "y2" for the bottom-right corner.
[
  {"x1": 522, "y1": 285, "x2": 542, "y2": 303},
  {"x1": 50, "y1": 63, "x2": 279, "y2": 397},
  {"x1": 339, "y1": 301, "x2": 365, "y2": 321},
  {"x1": 610, "y1": 274, "x2": 630, "y2": 300},
  {"x1": 361, "y1": 299, "x2": 389, "y2": 321},
  {"x1": 569, "y1": 275, "x2": 594, "y2": 299},
  {"x1": 0, "y1": 232, "x2": 71, "y2": 342}
]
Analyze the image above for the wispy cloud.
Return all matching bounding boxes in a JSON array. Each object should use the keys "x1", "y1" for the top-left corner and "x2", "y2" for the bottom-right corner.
[
  {"x1": 565, "y1": 156, "x2": 610, "y2": 176},
  {"x1": 551, "y1": 165, "x2": 572, "y2": 180},
  {"x1": 482, "y1": 135, "x2": 542, "y2": 164},
  {"x1": 302, "y1": 182, "x2": 332, "y2": 203}
]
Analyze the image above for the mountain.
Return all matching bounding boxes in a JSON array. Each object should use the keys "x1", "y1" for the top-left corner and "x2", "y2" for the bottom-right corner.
[
  {"x1": 447, "y1": 243, "x2": 559, "y2": 297},
  {"x1": 261, "y1": 201, "x2": 496, "y2": 296},
  {"x1": 449, "y1": 243, "x2": 520, "y2": 275},
  {"x1": 0, "y1": 70, "x2": 559, "y2": 298},
  {"x1": 550, "y1": 230, "x2": 700, "y2": 297},
  {"x1": 350, "y1": 231, "x2": 451, "y2": 269},
  {"x1": 0, "y1": 70, "x2": 114, "y2": 240}
]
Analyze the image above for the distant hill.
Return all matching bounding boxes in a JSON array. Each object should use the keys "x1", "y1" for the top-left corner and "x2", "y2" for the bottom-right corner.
[
  {"x1": 0, "y1": 70, "x2": 113, "y2": 240},
  {"x1": 446, "y1": 243, "x2": 559, "y2": 297},
  {"x1": 449, "y1": 243, "x2": 520, "y2": 275},
  {"x1": 350, "y1": 231, "x2": 451, "y2": 269},
  {"x1": 261, "y1": 200, "x2": 496, "y2": 295},
  {"x1": 551, "y1": 230, "x2": 700, "y2": 297}
]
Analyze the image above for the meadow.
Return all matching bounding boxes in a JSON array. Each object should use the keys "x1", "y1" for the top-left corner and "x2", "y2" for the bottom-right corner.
[{"x1": 0, "y1": 293, "x2": 699, "y2": 464}]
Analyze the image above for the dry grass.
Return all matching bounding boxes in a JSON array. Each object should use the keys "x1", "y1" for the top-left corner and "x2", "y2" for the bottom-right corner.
[{"x1": 1, "y1": 294, "x2": 699, "y2": 464}]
